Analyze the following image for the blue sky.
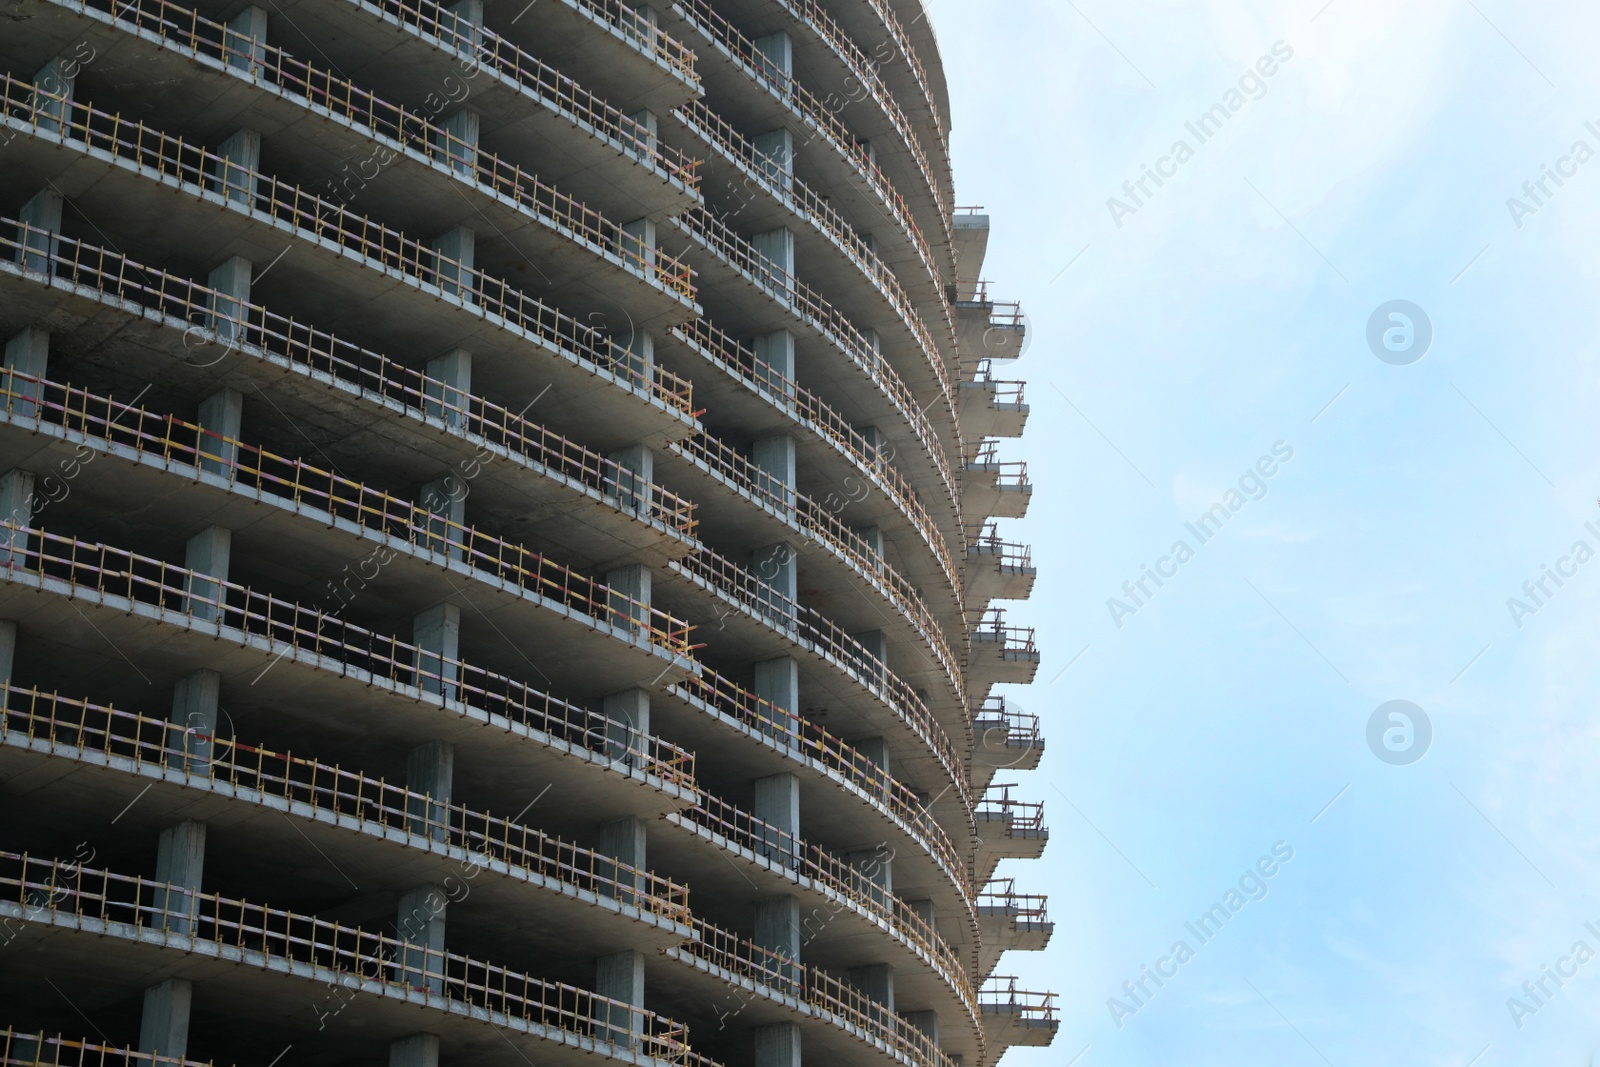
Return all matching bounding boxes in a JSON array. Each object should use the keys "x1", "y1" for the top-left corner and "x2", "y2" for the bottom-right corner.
[{"x1": 926, "y1": 1, "x2": 1600, "y2": 1063}]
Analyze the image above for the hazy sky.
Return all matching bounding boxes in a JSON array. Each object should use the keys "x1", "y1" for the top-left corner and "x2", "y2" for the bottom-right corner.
[{"x1": 926, "y1": 1, "x2": 1600, "y2": 1064}]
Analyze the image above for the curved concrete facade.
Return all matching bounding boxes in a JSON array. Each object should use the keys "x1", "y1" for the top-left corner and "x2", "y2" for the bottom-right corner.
[{"x1": 0, "y1": 1, "x2": 1054, "y2": 1064}]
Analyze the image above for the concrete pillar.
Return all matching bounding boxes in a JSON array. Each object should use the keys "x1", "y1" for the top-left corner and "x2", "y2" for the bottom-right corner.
[
  {"x1": 754, "y1": 1022, "x2": 801, "y2": 1067},
  {"x1": 0, "y1": 469, "x2": 35, "y2": 567},
  {"x1": 622, "y1": 217, "x2": 657, "y2": 276},
  {"x1": 752, "y1": 329, "x2": 795, "y2": 399},
  {"x1": 851, "y1": 843, "x2": 892, "y2": 910},
  {"x1": 184, "y1": 526, "x2": 232, "y2": 623},
  {"x1": 751, "y1": 227, "x2": 795, "y2": 283},
  {"x1": 389, "y1": 1034, "x2": 440, "y2": 1067},
  {"x1": 406, "y1": 741, "x2": 454, "y2": 842},
  {"x1": 207, "y1": 256, "x2": 253, "y2": 345},
  {"x1": 597, "y1": 815, "x2": 646, "y2": 906},
  {"x1": 15, "y1": 190, "x2": 62, "y2": 275},
  {"x1": 859, "y1": 139, "x2": 877, "y2": 168},
  {"x1": 753, "y1": 30, "x2": 793, "y2": 80},
  {"x1": 853, "y1": 525, "x2": 884, "y2": 569},
  {"x1": 907, "y1": 898, "x2": 936, "y2": 935},
  {"x1": 153, "y1": 821, "x2": 206, "y2": 934},
  {"x1": 443, "y1": 0, "x2": 484, "y2": 53},
  {"x1": 0, "y1": 620, "x2": 15, "y2": 689},
  {"x1": 595, "y1": 949, "x2": 646, "y2": 1049},
  {"x1": 167, "y1": 669, "x2": 220, "y2": 773},
  {"x1": 211, "y1": 128, "x2": 260, "y2": 206},
  {"x1": 606, "y1": 562, "x2": 651, "y2": 636},
  {"x1": 852, "y1": 628, "x2": 888, "y2": 685},
  {"x1": 604, "y1": 688, "x2": 649, "y2": 767},
  {"x1": 623, "y1": 2, "x2": 659, "y2": 45},
  {"x1": 753, "y1": 772, "x2": 799, "y2": 866},
  {"x1": 3, "y1": 327, "x2": 49, "y2": 418},
  {"x1": 753, "y1": 435, "x2": 796, "y2": 510},
  {"x1": 223, "y1": 6, "x2": 268, "y2": 73},
  {"x1": 849, "y1": 962, "x2": 894, "y2": 1030},
  {"x1": 752, "y1": 129, "x2": 794, "y2": 190},
  {"x1": 628, "y1": 108, "x2": 659, "y2": 161},
  {"x1": 752, "y1": 543, "x2": 797, "y2": 628},
  {"x1": 198, "y1": 388, "x2": 243, "y2": 478},
  {"x1": 904, "y1": 1010, "x2": 939, "y2": 1046},
  {"x1": 753, "y1": 656, "x2": 799, "y2": 749},
  {"x1": 420, "y1": 475, "x2": 467, "y2": 563},
  {"x1": 608, "y1": 443, "x2": 654, "y2": 519},
  {"x1": 755, "y1": 895, "x2": 801, "y2": 985},
  {"x1": 424, "y1": 348, "x2": 472, "y2": 431},
  {"x1": 611, "y1": 327, "x2": 655, "y2": 385},
  {"x1": 862, "y1": 232, "x2": 878, "y2": 256},
  {"x1": 413, "y1": 603, "x2": 461, "y2": 700},
  {"x1": 433, "y1": 107, "x2": 480, "y2": 178},
  {"x1": 430, "y1": 226, "x2": 475, "y2": 301},
  {"x1": 138, "y1": 979, "x2": 192, "y2": 1060},
  {"x1": 31, "y1": 57, "x2": 76, "y2": 135},
  {"x1": 395, "y1": 885, "x2": 448, "y2": 994},
  {"x1": 855, "y1": 737, "x2": 890, "y2": 776}
]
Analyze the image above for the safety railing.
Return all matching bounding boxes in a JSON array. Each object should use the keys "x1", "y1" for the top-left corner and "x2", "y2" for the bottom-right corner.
[
  {"x1": 974, "y1": 608, "x2": 1038, "y2": 658},
  {"x1": 676, "y1": 918, "x2": 962, "y2": 1067},
  {"x1": 977, "y1": 784, "x2": 1046, "y2": 835},
  {"x1": 968, "y1": 524, "x2": 1033, "y2": 572},
  {"x1": 0, "y1": 521, "x2": 697, "y2": 786},
  {"x1": 675, "y1": 98, "x2": 952, "y2": 344},
  {"x1": 972, "y1": 696, "x2": 1042, "y2": 751},
  {"x1": 553, "y1": 0, "x2": 700, "y2": 84},
  {"x1": 670, "y1": 547, "x2": 968, "y2": 772},
  {"x1": 0, "y1": 77, "x2": 696, "y2": 415},
  {"x1": 673, "y1": 0, "x2": 939, "y2": 285},
  {"x1": 53, "y1": 0, "x2": 700, "y2": 190},
  {"x1": 856, "y1": 0, "x2": 948, "y2": 158},
  {"x1": 670, "y1": 667, "x2": 969, "y2": 897},
  {"x1": 0, "y1": 221, "x2": 696, "y2": 527},
  {"x1": 977, "y1": 878, "x2": 1050, "y2": 926},
  {"x1": 0, "y1": 851, "x2": 719, "y2": 1066},
  {"x1": 979, "y1": 976, "x2": 1058, "y2": 1024},
  {"x1": 670, "y1": 794, "x2": 975, "y2": 1015},
  {"x1": 0, "y1": 683, "x2": 691, "y2": 922},
  {"x1": 966, "y1": 442, "x2": 1029, "y2": 491},
  {"x1": 671, "y1": 432, "x2": 961, "y2": 699},
  {"x1": 0, "y1": 1030, "x2": 222, "y2": 1067},
  {"x1": 965, "y1": 360, "x2": 1026, "y2": 407},
  {"x1": 0, "y1": 368, "x2": 691, "y2": 654},
  {"x1": 667, "y1": 318, "x2": 960, "y2": 566}
]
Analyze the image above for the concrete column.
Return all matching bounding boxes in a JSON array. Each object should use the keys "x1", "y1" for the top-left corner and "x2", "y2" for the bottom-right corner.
[
  {"x1": 433, "y1": 107, "x2": 480, "y2": 178},
  {"x1": 406, "y1": 740, "x2": 454, "y2": 842},
  {"x1": 207, "y1": 256, "x2": 253, "y2": 345},
  {"x1": 15, "y1": 190, "x2": 62, "y2": 275},
  {"x1": 3, "y1": 327, "x2": 49, "y2": 418},
  {"x1": 906, "y1": 898, "x2": 936, "y2": 935},
  {"x1": 904, "y1": 1010, "x2": 939, "y2": 1046},
  {"x1": 595, "y1": 949, "x2": 646, "y2": 1049},
  {"x1": 430, "y1": 226, "x2": 475, "y2": 301},
  {"x1": 753, "y1": 30, "x2": 793, "y2": 80},
  {"x1": 413, "y1": 603, "x2": 461, "y2": 700},
  {"x1": 0, "y1": 620, "x2": 15, "y2": 689},
  {"x1": 849, "y1": 962, "x2": 894, "y2": 1030},
  {"x1": 395, "y1": 885, "x2": 448, "y2": 994},
  {"x1": 198, "y1": 387, "x2": 243, "y2": 478},
  {"x1": 154, "y1": 821, "x2": 206, "y2": 934},
  {"x1": 752, "y1": 543, "x2": 797, "y2": 626},
  {"x1": 168, "y1": 669, "x2": 220, "y2": 773},
  {"x1": 753, "y1": 329, "x2": 795, "y2": 399},
  {"x1": 752, "y1": 129, "x2": 794, "y2": 190},
  {"x1": 623, "y1": 2, "x2": 659, "y2": 45},
  {"x1": 862, "y1": 232, "x2": 878, "y2": 256},
  {"x1": 753, "y1": 657, "x2": 799, "y2": 749},
  {"x1": 606, "y1": 563, "x2": 651, "y2": 636},
  {"x1": 443, "y1": 0, "x2": 484, "y2": 54},
  {"x1": 184, "y1": 526, "x2": 232, "y2": 623},
  {"x1": 389, "y1": 1034, "x2": 440, "y2": 1067},
  {"x1": 853, "y1": 525, "x2": 884, "y2": 570},
  {"x1": 138, "y1": 979, "x2": 192, "y2": 1060},
  {"x1": 753, "y1": 435, "x2": 796, "y2": 510},
  {"x1": 611, "y1": 327, "x2": 655, "y2": 385},
  {"x1": 608, "y1": 443, "x2": 654, "y2": 519},
  {"x1": 855, "y1": 737, "x2": 890, "y2": 776},
  {"x1": 859, "y1": 139, "x2": 877, "y2": 167},
  {"x1": 597, "y1": 815, "x2": 646, "y2": 906},
  {"x1": 628, "y1": 108, "x2": 659, "y2": 161},
  {"x1": 420, "y1": 475, "x2": 467, "y2": 563},
  {"x1": 424, "y1": 348, "x2": 472, "y2": 430},
  {"x1": 622, "y1": 217, "x2": 657, "y2": 276},
  {"x1": 211, "y1": 128, "x2": 260, "y2": 206},
  {"x1": 751, "y1": 227, "x2": 795, "y2": 282},
  {"x1": 31, "y1": 57, "x2": 76, "y2": 135},
  {"x1": 852, "y1": 628, "x2": 888, "y2": 685},
  {"x1": 755, "y1": 895, "x2": 801, "y2": 986},
  {"x1": 753, "y1": 772, "x2": 799, "y2": 866},
  {"x1": 604, "y1": 688, "x2": 649, "y2": 767},
  {"x1": 754, "y1": 1022, "x2": 801, "y2": 1067},
  {"x1": 851, "y1": 842, "x2": 892, "y2": 910},
  {"x1": 223, "y1": 6, "x2": 268, "y2": 73},
  {"x1": 0, "y1": 469, "x2": 35, "y2": 567}
]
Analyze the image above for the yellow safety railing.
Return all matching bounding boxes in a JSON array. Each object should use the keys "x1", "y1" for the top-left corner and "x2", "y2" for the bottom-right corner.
[
  {"x1": 965, "y1": 360, "x2": 1027, "y2": 407},
  {"x1": 547, "y1": 0, "x2": 700, "y2": 85},
  {"x1": 974, "y1": 608, "x2": 1038, "y2": 658},
  {"x1": 980, "y1": 976, "x2": 1058, "y2": 1024},
  {"x1": 973, "y1": 696, "x2": 1042, "y2": 750},
  {"x1": 0, "y1": 220, "x2": 696, "y2": 530},
  {"x1": 0, "y1": 1029, "x2": 221, "y2": 1067},
  {"x1": 977, "y1": 878, "x2": 1050, "y2": 926},
  {"x1": 0, "y1": 851, "x2": 721, "y2": 1067},
  {"x1": 50, "y1": 0, "x2": 700, "y2": 190},
  {"x1": 666, "y1": 319, "x2": 963, "y2": 602},
  {"x1": 671, "y1": 667, "x2": 971, "y2": 902},
  {"x1": 856, "y1": 0, "x2": 949, "y2": 158},
  {"x1": 0, "y1": 521, "x2": 697, "y2": 787},
  {"x1": 967, "y1": 440, "x2": 1030, "y2": 491},
  {"x1": 977, "y1": 784, "x2": 1046, "y2": 836},
  {"x1": 0, "y1": 367, "x2": 693, "y2": 654},
  {"x1": 0, "y1": 683, "x2": 691, "y2": 922},
  {"x1": 968, "y1": 523, "x2": 1032, "y2": 572},
  {"x1": 670, "y1": 794, "x2": 977, "y2": 1020},
  {"x1": 0, "y1": 77, "x2": 696, "y2": 415}
]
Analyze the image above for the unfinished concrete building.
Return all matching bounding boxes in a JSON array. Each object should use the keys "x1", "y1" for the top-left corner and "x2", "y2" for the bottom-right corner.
[{"x1": 0, "y1": 0, "x2": 1055, "y2": 1064}]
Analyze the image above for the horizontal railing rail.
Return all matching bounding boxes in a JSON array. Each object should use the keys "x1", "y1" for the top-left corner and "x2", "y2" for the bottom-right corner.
[
  {"x1": 977, "y1": 878, "x2": 1049, "y2": 925},
  {"x1": 977, "y1": 785, "x2": 1046, "y2": 834},
  {"x1": 968, "y1": 524, "x2": 1033, "y2": 572},
  {"x1": 552, "y1": 0, "x2": 701, "y2": 84},
  {"x1": 973, "y1": 696, "x2": 1042, "y2": 749},
  {"x1": 980, "y1": 976, "x2": 1058, "y2": 1023},
  {"x1": 0, "y1": 1030, "x2": 222, "y2": 1067},
  {"x1": 974, "y1": 608, "x2": 1038, "y2": 657},
  {"x1": 0, "y1": 851, "x2": 719, "y2": 1065},
  {"x1": 0, "y1": 220, "x2": 695, "y2": 533},
  {"x1": 0, "y1": 683, "x2": 690, "y2": 921},
  {"x1": 0, "y1": 521, "x2": 697, "y2": 786}
]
